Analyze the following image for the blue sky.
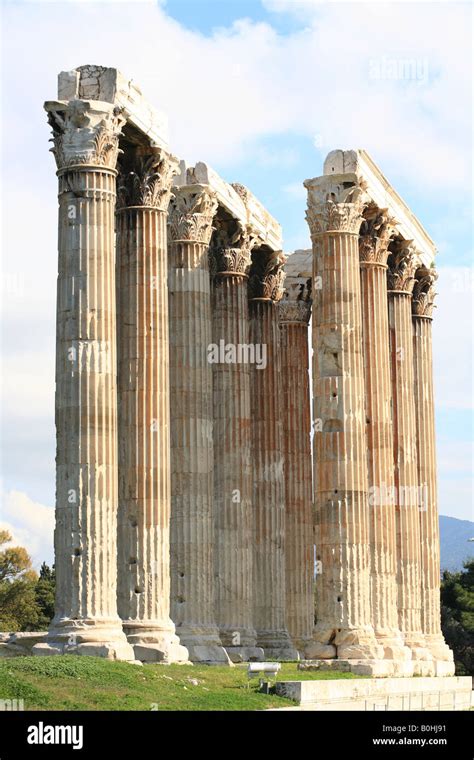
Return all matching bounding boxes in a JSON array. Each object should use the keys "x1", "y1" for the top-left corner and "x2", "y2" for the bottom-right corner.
[{"x1": 0, "y1": 0, "x2": 472, "y2": 566}]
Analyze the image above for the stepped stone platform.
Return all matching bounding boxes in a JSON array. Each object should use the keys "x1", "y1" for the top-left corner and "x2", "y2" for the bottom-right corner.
[
  {"x1": 274, "y1": 676, "x2": 473, "y2": 711},
  {"x1": 0, "y1": 632, "x2": 47, "y2": 657}
]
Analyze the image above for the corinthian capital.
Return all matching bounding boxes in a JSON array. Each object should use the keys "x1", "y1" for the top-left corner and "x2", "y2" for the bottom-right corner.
[
  {"x1": 45, "y1": 99, "x2": 126, "y2": 171},
  {"x1": 359, "y1": 205, "x2": 397, "y2": 265},
  {"x1": 248, "y1": 250, "x2": 287, "y2": 302},
  {"x1": 304, "y1": 174, "x2": 366, "y2": 237},
  {"x1": 279, "y1": 276, "x2": 312, "y2": 323},
  {"x1": 168, "y1": 185, "x2": 218, "y2": 243},
  {"x1": 412, "y1": 266, "x2": 438, "y2": 318},
  {"x1": 117, "y1": 146, "x2": 179, "y2": 211},
  {"x1": 279, "y1": 299, "x2": 311, "y2": 324},
  {"x1": 387, "y1": 240, "x2": 420, "y2": 294},
  {"x1": 209, "y1": 218, "x2": 260, "y2": 276}
]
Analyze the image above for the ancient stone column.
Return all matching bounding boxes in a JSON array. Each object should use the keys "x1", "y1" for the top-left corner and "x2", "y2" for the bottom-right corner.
[
  {"x1": 167, "y1": 184, "x2": 229, "y2": 664},
  {"x1": 359, "y1": 209, "x2": 412, "y2": 673},
  {"x1": 248, "y1": 251, "x2": 298, "y2": 660},
  {"x1": 34, "y1": 100, "x2": 134, "y2": 660},
  {"x1": 387, "y1": 242, "x2": 433, "y2": 673},
  {"x1": 278, "y1": 279, "x2": 314, "y2": 655},
  {"x1": 304, "y1": 174, "x2": 383, "y2": 667},
  {"x1": 210, "y1": 220, "x2": 263, "y2": 662},
  {"x1": 115, "y1": 145, "x2": 188, "y2": 662},
  {"x1": 412, "y1": 267, "x2": 454, "y2": 675}
]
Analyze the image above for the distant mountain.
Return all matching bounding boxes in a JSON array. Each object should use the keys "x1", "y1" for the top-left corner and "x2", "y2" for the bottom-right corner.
[{"x1": 439, "y1": 515, "x2": 474, "y2": 573}]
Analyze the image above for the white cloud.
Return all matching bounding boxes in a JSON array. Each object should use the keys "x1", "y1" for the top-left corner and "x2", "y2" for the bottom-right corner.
[
  {"x1": 0, "y1": 1, "x2": 471, "y2": 532},
  {"x1": 0, "y1": 490, "x2": 54, "y2": 569},
  {"x1": 1, "y1": 1, "x2": 470, "y2": 184}
]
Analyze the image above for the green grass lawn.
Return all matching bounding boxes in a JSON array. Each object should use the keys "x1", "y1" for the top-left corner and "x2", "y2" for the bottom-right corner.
[{"x1": 0, "y1": 656, "x2": 359, "y2": 711}]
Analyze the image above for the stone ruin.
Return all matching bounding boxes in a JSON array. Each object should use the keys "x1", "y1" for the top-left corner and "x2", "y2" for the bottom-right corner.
[{"x1": 27, "y1": 65, "x2": 453, "y2": 677}]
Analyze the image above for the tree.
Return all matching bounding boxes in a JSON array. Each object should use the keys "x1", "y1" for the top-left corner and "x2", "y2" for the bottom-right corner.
[
  {"x1": 0, "y1": 530, "x2": 40, "y2": 631},
  {"x1": 35, "y1": 562, "x2": 56, "y2": 628},
  {"x1": 441, "y1": 558, "x2": 474, "y2": 675}
]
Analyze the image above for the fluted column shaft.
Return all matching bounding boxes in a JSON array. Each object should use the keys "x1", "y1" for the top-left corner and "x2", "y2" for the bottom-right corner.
[
  {"x1": 279, "y1": 298, "x2": 313, "y2": 652},
  {"x1": 249, "y1": 278, "x2": 297, "y2": 658},
  {"x1": 304, "y1": 175, "x2": 382, "y2": 661},
  {"x1": 412, "y1": 269, "x2": 453, "y2": 668},
  {"x1": 387, "y1": 246, "x2": 430, "y2": 665},
  {"x1": 116, "y1": 147, "x2": 188, "y2": 662},
  {"x1": 57, "y1": 168, "x2": 121, "y2": 625},
  {"x1": 211, "y1": 250, "x2": 259, "y2": 654},
  {"x1": 36, "y1": 100, "x2": 133, "y2": 659},
  {"x1": 413, "y1": 317, "x2": 441, "y2": 636},
  {"x1": 361, "y1": 265, "x2": 399, "y2": 635},
  {"x1": 359, "y1": 229, "x2": 409, "y2": 663},
  {"x1": 167, "y1": 185, "x2": 228, "y2": 663}
]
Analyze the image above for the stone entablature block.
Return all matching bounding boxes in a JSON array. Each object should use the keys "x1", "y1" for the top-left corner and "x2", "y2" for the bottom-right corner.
[
  {"x1": 323, "y1": 149, "x2": 436, "y2": 267},
  {"x1": 175, "y1": 161, "x2": 282, "y2": 252},
  {"x1": 58, "y1": 65, "x2": 169, "y2": 150}
]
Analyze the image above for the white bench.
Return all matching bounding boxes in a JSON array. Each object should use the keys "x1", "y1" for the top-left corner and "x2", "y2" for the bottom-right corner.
[{"x1": 247, "y1": 662, "x2": 281, "y2": 690}]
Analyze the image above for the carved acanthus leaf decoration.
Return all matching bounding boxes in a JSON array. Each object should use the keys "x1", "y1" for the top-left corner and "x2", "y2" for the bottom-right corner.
[
  {"x1": 168, "y1": 185, "x2": 218, "y2": 243},
  {"x1": 412, "y1": 266, "x2": 438, "y2": 317},
  {"x1": 210, "y1": 219, "x2": 261, "y2": 276},
  {"x1": 279, "y1": 299, "x2": 311, "y2": 324},
  {"x1": 304, "y1": 177, "x2": 367, "y2": 236},
  {"x1": 387, "y1": 240, "x2": 419, "y2": 294},
  {"x1": 46, "y1": 100, "x2": 126, "y2": 170},
  {"x1": 117, "y1": 149, "x2": 179, "y2": 211},
  {"x1": 279, "y1": 277, "x2": 312, "y2": 323},
  {"x1": 359, "y1": 206, "x2": 397, "y2": 265},
  {"x1": 248, "y1": 250, "x2": 287, "y2": 302}
]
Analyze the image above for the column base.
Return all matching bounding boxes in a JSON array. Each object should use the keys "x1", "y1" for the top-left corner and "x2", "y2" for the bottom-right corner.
[
  {"x1": 335, "y1": 628, "x2": 385, "y2": 660},
  {"x1": 31, "y1": 617, "x2": 136, "y2": 661},
  {"x1": 123, "y1": 620, "x2": 190, "y2": 664},
  {"x1": 404, "y1": 633, "x2": 435, "y2": 675},
  {"x1": 173, "y1": 624, "x2": 231, "y2": 664},
  {"x1": 403, "y1": 634, "x2": 433, "y2": 663},
  {"x1": 256, "y1": 630, "x2": 299, "y2": 661},
  {"x1": 374, "y1": 630, "x2": 412, "y2": 662},
  {"x1": 424, "y1": 634, "x2": 454, "y2": 663},
  {"x1": 307, "y1": 624, "x2": 384, "y2": 660},
  {"x1": 218, "y1": 626, "x2": 258, "y2": 649}
]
